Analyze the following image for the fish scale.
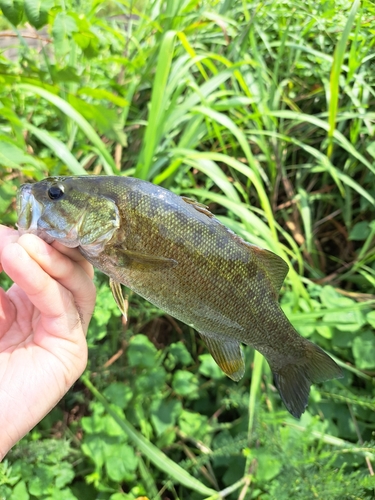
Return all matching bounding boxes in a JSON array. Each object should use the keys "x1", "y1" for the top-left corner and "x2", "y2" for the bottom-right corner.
[{"x1": 17, "y1": 175, "x2": 343, "y2": 418}]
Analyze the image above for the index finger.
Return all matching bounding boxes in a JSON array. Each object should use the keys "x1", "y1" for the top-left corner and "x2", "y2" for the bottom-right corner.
[
  {"x1": 18, "y1": 234, "x2": 97, "y2": 326},
  {"x1": 0, "y1": 225, "x2": 19, "y2": 273},
  {"x1": 51, "y1": 241, "x2": 94, "y2": 280}
]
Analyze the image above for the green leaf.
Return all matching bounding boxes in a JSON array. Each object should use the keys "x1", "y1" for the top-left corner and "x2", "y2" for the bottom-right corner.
[
  {"x1": 127, "y1": 334, "x2": 159, "y2": 369},
  {"x1": 103, "y1": 383, "x2": 133, "y2": 410},
  {"x1": 198, "y1": 353, "x2": 225, "y2": 380},
  {"x1": 222, "y1": 456, "x2": 246, "y2": 488},
  {"x1": 105, "y1": 445, "x2": 138, "y2": 482},
  {"x1": 50, "y1": 66, "x2": 81, "y2": 84},
  {"x1": 55, "y1": 463, "x2": 74, "y2": 489},
  {"x1": 367, "y1": 311, "x2": 375, "y2": 329},
  {"x1": 352, "y1": 331, "x2": 375, "y2": 370},
  {"x1": 16, "y1": 84, "x2": 117, "y2": 174},
  {"x1": 81, "y1": 412, "x2": 106, "y2": 434},
  {"x1": 252, "y1": 450, "x2": 282, "y2": 483},
  {"x1": 366, "y1": 142, "x2": 375, "y2": 160},
  {"x1": 78, "y1": 87, "x2": 128, "y2": 108},
  {"x1": 150, "y1": 399, "x2": 182, "y2": 436},
  {"x1": 67, "y1": 95, "x2": 120, "y2": 137},
  {"x1": 135, "y1": 367, "x2": 167, "y2": 394},
  {"x1": 178, "y1": 410, "x2": 209, "y2": 440},
  {"x1": 316, "y1": 325, "x2": 333, "y2": 339},
  {"x1": 83, "y1": 376, "x2": 216, "y2": 497},
  {"x1": 172, "y1": 370, "x2": 199, "y2": 398},
  {"x1": 52, "y1": 12, "x2": 78, "y2": 53},
  {"x1": 135, "y1": 30, "x2": 177, "y2": 179},
  {"x1": 0, "y1": 140, "x2": 44, "y2": 172},
  {"x1": 0, "y1": 0, "x2": 24, "y2": 26},
  {"x1": 81, "y1": 434, "x2": 107, "y2": 469},
  {"x1": 22, "y1": 122, "x2": 87, "y2": 175},
  {"x1": 48, "y1": 488, "x2": 78, "y2": 500},
  {"x1": 9, "y1": 481, "x2": 29, "y2": 500},
  {"x1": 24, "y1": 0, "x2": 53, "y2": 29},
  {"x1": 28, "y1": 465, "x2": 55, "y2": 496},
  {"x1": 167, "y1": 342, "x2": 193, "y2": 368},
  {"x1": 320, "y1": 286, "x2": 366, "y2": 332},
  {"x1": 327, "y1": 0, "x2": 360, "y2": 157},
  {"x1": 103, "y1": 414, "x2": 126, "y2": 437},
  {"x1": 0, "y1": 181, "x2": 16, "y2": 214},
  {"x1": 349, "y1": 221, "x2": 371, "y2": 241},
  {"x1": 333, "y1": 330, "x2": 354, "y2": 348}
]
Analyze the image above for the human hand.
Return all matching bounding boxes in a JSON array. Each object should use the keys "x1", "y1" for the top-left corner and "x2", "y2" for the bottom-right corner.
[{"x1": 0, "y1": 225, "x2": 96, "y2": 459}]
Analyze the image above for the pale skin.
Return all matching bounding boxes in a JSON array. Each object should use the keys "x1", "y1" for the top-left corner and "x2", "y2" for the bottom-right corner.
[{"x1": 0, "y1": 225, "x2": 96, "y2": 460}]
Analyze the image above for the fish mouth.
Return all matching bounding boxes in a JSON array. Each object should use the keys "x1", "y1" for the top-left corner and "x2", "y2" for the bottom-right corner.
[{"x1": 16, "y1": 184, "x2": 54, "y2": 243}]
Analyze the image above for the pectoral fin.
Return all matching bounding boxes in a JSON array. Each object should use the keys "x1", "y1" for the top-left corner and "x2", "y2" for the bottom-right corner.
[
  {"x1": 115, "y1": 249, "x2": 178, "y2": 271},
  {"x1": 110, "y1": 278, "x2": 127, "y2": 319},
  {"x1": 199, "y1": 333, "x2": 245, "y2": 381}
]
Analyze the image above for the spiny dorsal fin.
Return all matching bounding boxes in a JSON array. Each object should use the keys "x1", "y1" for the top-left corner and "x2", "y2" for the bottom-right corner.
[
  {"x1": 181, "y1": 194, "x2": 288, "y2": 294},
  {"x1": 181, "y1": 196, "x2": 214, "y2": 218}
]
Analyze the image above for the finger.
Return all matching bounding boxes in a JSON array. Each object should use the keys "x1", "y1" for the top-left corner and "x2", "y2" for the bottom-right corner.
[
  {"x1": 2, "y1": 239, "x2": 93, "y2": 335},
  {"x1": 0, "y1": 224, "x2": 94, "y2": 279},
  {"x1": 0, "y1": 226, "x2": 19, "y2": 272},
  {"x1": 0, "y1": 225, "x2": 18, "y2": 244},
  {"x1": 2, "y1": 242, "x2": 75, "y2": 321},
  {"x1": 51, "y1": 241, "x2": 94, "y2": 279},
  {"x1": 18, "y1": 234, "x2": 96, "y2": 327},
  {"x1": 0, "y1": 288, "x2": 15, "y2": 334}
]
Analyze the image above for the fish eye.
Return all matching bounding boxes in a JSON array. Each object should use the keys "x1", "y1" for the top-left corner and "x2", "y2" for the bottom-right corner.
[{"x1": 47, "y1": 184, "x2": 64, "y2": 200}]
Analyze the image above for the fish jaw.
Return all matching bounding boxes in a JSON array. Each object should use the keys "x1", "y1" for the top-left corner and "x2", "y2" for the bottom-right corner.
[
  {"x1": 16, "y1": 182, "x2": 80, "y2": 247},
  {"x1": 17, "y1": 179, "x2": 122, "y2": 252},
  {"x1": 17, "y1": 184, "x2": 55, "y2": 244}
]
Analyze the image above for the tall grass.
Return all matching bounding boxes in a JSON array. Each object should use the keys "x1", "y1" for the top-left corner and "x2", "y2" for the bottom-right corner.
[{"x1": 0, "y1": 0, "x2": 375, "y2": 498}]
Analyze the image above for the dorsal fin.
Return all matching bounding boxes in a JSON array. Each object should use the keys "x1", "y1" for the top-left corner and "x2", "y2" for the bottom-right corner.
[
  {"x1": 181, "y1": 195, "x2": 288, "y2": 295},
  {"x1": 251, "y1": 245, "x2": 289, "y2": 296},
  {"x1": 181, "y1": 196, "x2": 214, "y2": 218}
]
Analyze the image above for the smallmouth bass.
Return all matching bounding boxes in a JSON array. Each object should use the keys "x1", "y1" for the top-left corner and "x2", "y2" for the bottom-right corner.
[{"x1": 17, "y1": 175, "x2": 342, "y2": 417}]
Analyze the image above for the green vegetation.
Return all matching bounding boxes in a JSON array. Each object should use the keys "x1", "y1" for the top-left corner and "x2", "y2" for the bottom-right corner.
[{"x1": 0, "y1": 0, "x2": 375, "y2": 498}]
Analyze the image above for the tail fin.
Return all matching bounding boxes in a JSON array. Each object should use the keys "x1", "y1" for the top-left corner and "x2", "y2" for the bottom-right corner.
[{"x1": 271, "y1": 341, "x2": 343, "y2": 418}]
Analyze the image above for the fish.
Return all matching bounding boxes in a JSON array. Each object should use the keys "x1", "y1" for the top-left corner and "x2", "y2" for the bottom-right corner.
[{"x1": 16, "y1": 175, "x2": 343, "y2": 418}]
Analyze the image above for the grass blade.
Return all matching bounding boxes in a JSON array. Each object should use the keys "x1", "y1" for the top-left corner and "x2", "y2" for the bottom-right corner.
[
  {"x1": 22, "y1": 122, "x2": 87, "y2": 175},
  {"x1": 328, "y1": 0, "x2": 360, "y2": 157},
  {"x1": 135, "y1": 30, "x2": 177, "y2": 179},
  {"x1": 15, "y1": 83, "x2": 117, "y2": 173},
  {"x1": 269, "y1": 109, "x2": 375, "y2": 174},
  {"x1": 172, "y1": 148, "x2": 277, "y2": 240},
  {"x1": 248, "y1": 350, "x2": 263, "y2": 441}
]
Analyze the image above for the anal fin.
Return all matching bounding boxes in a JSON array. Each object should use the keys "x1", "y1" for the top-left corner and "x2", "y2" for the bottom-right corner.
[{"x1": 199, "y1": 333, "x2": 245, "y2": 381}]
